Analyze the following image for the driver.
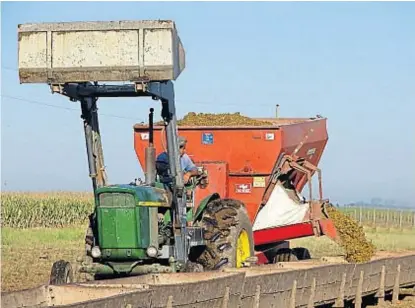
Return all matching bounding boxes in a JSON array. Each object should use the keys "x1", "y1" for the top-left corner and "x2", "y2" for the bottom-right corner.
[{"x1": 156, "y1": 136, "x2": 199, "y2": 184}]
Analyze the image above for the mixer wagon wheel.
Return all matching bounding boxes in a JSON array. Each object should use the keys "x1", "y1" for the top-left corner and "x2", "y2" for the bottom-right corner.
[
  {"x1": 273, "y1": 248, "x2": 298, "y2": 263},
  {"x1": 196, "y1": 199, "x2": 255, "y2": 270},
  {"x1": 292, "y1": 247, "x2": 311, "y2": 260},
  {"x1": 50, "y1": 260, "x2": 74, "y2": 285}
]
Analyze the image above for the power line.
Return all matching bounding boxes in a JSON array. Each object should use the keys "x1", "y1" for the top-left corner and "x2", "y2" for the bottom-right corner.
[
  {"x1": 2, "y1": 94, "x2": 79, "y2": 111},
  {"x1": 1, "y1": 94, "x2": 146, "y2": 122}
]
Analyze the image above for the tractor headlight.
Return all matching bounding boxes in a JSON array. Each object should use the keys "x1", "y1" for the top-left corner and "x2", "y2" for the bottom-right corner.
[
  {"x1": 146, "y1": 246, "x2": 158, "y2": 258},
  {"x1": 91, "y1": 246, "x2": 101, "y2": 258}
]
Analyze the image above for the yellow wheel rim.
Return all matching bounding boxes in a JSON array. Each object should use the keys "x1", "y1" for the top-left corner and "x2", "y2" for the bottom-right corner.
[{"x1": 236, "y1": 230, "x2": 251, "y2": 268}]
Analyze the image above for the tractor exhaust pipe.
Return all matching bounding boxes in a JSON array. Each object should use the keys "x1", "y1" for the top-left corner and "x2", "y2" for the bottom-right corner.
[{"x1": 145, "y1": 108, "x2": 156, "y2": 185}]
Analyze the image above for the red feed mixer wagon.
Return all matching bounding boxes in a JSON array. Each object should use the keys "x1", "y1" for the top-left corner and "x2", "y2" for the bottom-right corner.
[{"x1": 134, "y1": 116, "x2": 339, "y2": 263}]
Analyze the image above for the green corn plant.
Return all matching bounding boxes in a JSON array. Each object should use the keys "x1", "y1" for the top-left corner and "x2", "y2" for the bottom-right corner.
[{"x1": 1, "y1": 192, "x2": 94, "y2": 228}]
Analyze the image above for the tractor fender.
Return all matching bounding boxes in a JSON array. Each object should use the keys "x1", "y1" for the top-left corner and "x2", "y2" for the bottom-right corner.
[{"x1": 193, "y1": 193, "x2": 220, "y2": 223}]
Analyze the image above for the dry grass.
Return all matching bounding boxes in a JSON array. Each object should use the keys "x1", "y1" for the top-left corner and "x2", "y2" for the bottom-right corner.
[{"x1": 1, "y1": 226, "x2": 86, "y2": 292}]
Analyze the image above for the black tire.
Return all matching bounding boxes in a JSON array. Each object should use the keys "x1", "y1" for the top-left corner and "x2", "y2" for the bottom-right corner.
[
  {"x1": 292, "y1": 247, "x2": 311, "y2": 260},
  {"x1": 50, "y1": 260, "x2": 74, "y2": 285},
  {"x1": 85, "y1": 213, "x2": 95, "y2": 255},
  {"x1": 197, "y1": 199, "x2": 255, "y2": 270},
  {"x1": 273, "y1": 248, "x2": 298, "y2": 263},
  {"x1": 259, "y1": 245, "x2": 283, "y2": 263}
]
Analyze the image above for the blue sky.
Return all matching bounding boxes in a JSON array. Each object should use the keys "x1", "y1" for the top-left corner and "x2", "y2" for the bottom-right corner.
[{"x1": 1, "y1": 1, "x2": 414, "y2": 205}]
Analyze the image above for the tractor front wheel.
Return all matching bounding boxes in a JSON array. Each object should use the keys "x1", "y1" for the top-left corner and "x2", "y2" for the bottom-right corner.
[
  {"x1": 50, "y1": 260, "x2": 74, "y2": 285},
  {"x1": 197, "y1": 199, "x2": 255, "y2": 270}
]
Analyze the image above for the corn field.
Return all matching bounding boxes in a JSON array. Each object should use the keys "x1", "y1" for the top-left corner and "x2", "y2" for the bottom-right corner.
[{"x1": 1, "y1": 192, "x2": 94, "y2": 228}]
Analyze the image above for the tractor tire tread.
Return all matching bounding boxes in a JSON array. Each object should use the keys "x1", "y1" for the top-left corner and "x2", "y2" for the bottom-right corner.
[
  {"x1": 292, "y1": 247, "x2": 311, "y2": 260},
  {"x1": 50, "y1": 260, "x2": 74, "y2": 285},
  {"x1": 197, "y1": 198, "x2": 254, "y2": 270}
]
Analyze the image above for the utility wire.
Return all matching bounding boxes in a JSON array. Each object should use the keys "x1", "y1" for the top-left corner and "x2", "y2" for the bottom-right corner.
[
  {"x1": 1, "y1": 94, "x2": 146, "y2": 122},
  {"x1": 2, "y1": 94, "x2": 79, "y2": 111}
]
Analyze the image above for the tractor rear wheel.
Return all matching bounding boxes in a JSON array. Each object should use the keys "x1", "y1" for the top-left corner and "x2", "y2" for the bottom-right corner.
[
  {"x1": 50, "y1": 260, "x2": 74, "y2": 285},
  {"x1": 197, "y1": 199, "x2": 255, "y2": 270}
]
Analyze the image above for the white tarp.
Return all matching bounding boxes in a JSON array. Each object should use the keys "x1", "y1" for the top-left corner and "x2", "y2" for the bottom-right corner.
[{"x1": 252, "y1": 183, "x2": 309, "y2": 231}]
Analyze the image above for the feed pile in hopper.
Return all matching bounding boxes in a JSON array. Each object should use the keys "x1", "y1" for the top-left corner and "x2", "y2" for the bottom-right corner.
[
  {"x1": 156, "y1": 112, "x2": 274, "y2": 126},
  {"x1": 326, "y1": 205, "x2": 376, "y2": 263}
]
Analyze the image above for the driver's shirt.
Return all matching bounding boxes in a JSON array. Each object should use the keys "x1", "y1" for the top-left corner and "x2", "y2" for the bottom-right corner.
[{"x1": 156, "y1": 152, "x2": 197, "y2": 173}]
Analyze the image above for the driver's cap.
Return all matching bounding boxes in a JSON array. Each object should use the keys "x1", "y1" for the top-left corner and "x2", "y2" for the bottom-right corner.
[{"x1": 178, "y1": 136, "x2": 187, "y2": 148}]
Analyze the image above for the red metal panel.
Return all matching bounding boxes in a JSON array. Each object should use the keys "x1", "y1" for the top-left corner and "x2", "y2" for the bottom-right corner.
[
  {"x1": 134, "y1": 126, "x2": 284, "y2": 175},
  {"x1": 254, "y1": 251, "x2": 269, "y2": 265},
  {"x1": 227, "y1": 176, "x2": 269, "y2": 222},
  {"x1": 253, "y1": 222, "x2": 316, "y2": 246},
  {"x1": 181, "y1": 128, "x2": 283, "y2": 175},
  {"x1": 193, "y1": 161, "x2": 228, "y2": 213},
  {"x1": 319, "y1": 218, "x2": 338, "y2": 242},
  {"x1": 279, "y1": 120, "x2": 328, "y2": 192}
]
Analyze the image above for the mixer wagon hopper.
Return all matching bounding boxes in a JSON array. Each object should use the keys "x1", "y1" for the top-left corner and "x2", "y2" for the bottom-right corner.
[{"x1": 134, "y1": 115, "x2": 339, "y2": 263}]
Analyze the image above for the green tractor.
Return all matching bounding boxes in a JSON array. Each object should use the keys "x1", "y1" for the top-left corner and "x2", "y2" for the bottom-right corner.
[{"x1": 48, "y1": 81, "x2": 256, "y2": 284}]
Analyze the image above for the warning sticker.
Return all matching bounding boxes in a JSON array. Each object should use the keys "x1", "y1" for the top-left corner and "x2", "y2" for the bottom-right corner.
[
  {"x1": 202, "y1": 132, "x2": 214, "y2": 145},
  {"x1": 235, "y1": 184, "x2": 252, "y2": 194},
  {"x1": 265, "y1": 133, "x2": 275, "y2": 141},
  {"x1": 307, "y1": 148, "x2": 316, "y2": 156},
  {"x1": 253, "y1": 177, "x2": 266, "y2": 188}
]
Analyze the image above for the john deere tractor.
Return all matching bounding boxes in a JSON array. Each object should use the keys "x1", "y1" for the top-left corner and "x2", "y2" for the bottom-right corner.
[{"x1": 48, "y1": 81, "x2": 256, "y2": 284}]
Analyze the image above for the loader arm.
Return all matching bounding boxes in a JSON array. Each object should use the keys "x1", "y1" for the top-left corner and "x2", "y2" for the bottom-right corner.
[{"x1": 79, "y1": 96, "x2": 108, "y2": 191}]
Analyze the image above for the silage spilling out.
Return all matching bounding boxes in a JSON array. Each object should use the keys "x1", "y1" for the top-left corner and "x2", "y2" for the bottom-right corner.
[
  {"x1": 156, "y1": 112, "x2": 275, "y2": 126},
  {"x1": 325, "y1": 205, "x2": 376, "y2": 263}
]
